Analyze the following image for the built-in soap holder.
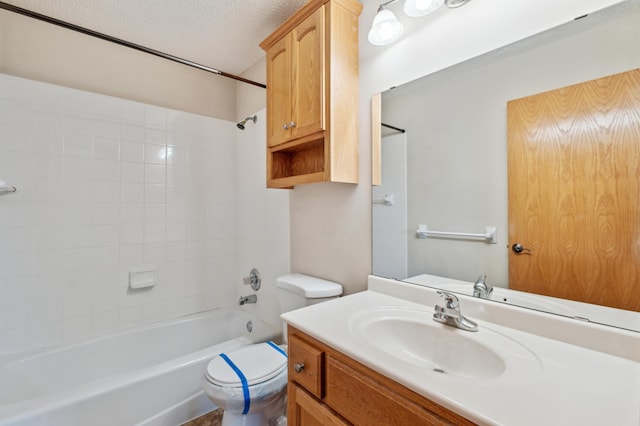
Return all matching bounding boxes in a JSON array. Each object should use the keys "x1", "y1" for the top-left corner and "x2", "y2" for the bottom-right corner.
[{"x1": 129, "y1": 265, "x2": 157, "y2": 290}]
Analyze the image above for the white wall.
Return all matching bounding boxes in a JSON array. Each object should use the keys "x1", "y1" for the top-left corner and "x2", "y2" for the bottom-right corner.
[
  {"x1": 235, "y1": 108, "x2": 290, "y2": 330},
  {"x1": 0, "y1": 74, "x2": 239, "y2": 354},
  {"x1": 0, "y1": 10, "x2": 290, "y2": 354}
]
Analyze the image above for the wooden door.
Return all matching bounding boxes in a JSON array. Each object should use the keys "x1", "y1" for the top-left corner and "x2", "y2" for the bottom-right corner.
[
  {"x1": 291, "y1": 6, "x2": 325, "y2": 141},
  {"x1": 266, "y1": 34, "x2": 292, "y2": 147},
  {"x1": 507, "y1": 69, "x2": 640, "y2": 312}
]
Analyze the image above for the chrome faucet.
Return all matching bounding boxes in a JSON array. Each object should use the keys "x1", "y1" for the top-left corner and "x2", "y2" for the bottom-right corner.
[
  {"x1": 433, "y1": 291, "x2": 478, "y2": 332},
  {"x1": 238, "y1": 294, "x2": 257, "y2": 305},
  {"x1": 472, "y1": 274, "x2": 493, "y2": 299}
]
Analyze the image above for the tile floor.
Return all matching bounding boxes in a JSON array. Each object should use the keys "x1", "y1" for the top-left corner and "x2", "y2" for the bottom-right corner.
[{"x1": 182, "y1": 408, "x2": 223, "y2": 426}]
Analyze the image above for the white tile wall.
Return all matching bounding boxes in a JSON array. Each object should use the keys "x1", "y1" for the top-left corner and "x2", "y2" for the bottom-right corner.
[
  {"x1": 234, "y1": 109, "x2": 290, "y2": 331},
  {"x1": 0, "y1": 73, "x2": 245, "y2": 355}
]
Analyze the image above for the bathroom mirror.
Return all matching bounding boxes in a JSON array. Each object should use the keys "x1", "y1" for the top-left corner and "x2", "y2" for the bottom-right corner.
[{"x1": 372, "y1": 0, "x2": 640, "y2": 332}]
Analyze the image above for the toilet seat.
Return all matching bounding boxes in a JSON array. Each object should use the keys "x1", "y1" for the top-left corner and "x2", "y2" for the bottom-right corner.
[{"x1": 205, "y1": 342, "x2": 287, "y2": 388}]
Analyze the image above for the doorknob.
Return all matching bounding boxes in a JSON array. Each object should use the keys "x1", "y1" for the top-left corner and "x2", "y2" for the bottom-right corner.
[{"x1": 511, "y1": 243, "x2": 531, "y2": 254}]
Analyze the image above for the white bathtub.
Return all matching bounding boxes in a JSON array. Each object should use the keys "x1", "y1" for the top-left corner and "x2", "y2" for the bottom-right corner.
[{"x1": 0, "y1": 308, "x2": 280, "y2": 426}]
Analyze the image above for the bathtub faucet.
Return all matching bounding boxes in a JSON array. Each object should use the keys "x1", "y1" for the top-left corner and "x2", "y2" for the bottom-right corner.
[{"x1": 238, "y1": 294, "x2": 257, "y2": 305}]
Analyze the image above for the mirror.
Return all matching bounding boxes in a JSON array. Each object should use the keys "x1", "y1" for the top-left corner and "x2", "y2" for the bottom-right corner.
[{"x1": 372, "y1": 0, "x2": 640, "y2": 332}]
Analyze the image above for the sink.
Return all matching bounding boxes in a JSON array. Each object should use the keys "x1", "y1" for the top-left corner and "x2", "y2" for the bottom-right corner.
[{"x1": 349, "y1": 307, "x2": 540, "y2": 380}]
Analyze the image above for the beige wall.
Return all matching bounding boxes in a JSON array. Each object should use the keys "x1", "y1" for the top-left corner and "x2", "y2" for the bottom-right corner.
[
  {"x1": 236, "y1": 57, "x2": 266, "y2": 122},
  {"x1": 0, "y1": 9, "x2": 236, "y2": 121},
  {"x1": 290, "y1": 182, "x2": 371, "y2": 295}
]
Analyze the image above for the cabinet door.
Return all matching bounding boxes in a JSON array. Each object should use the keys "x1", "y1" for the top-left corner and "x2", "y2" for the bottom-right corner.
[
  {"x1": 266, "y1": 34, "x2": 292, "y2": 147},
  {"x1": 325, "y1": 355, "x2": 471, "y2": 425},
  {"x1": 288, "y1": 383, "x2": 347, "y2": 426},
  {"x1": 291, "y1": 6, "x2": 325, "y2": 141}
]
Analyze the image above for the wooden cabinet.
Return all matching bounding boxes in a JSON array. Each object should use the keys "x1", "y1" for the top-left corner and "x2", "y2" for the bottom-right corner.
[
  {"x1": 265, "y1": 8, "x2": 324, "y2": 148},
  {"x1": 260, "y1": 0, "x2": 361, "y2": 188},
  {"x1": 287, "y1": 326, "x2": 476, "y2": 426},
  {"x1": 289, "y1": 382, "x2": 348, "y2": 426}
]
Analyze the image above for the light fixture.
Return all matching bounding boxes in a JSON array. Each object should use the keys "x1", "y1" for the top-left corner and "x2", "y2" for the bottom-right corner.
[
  {"x1": 404, "y1": 0, "x2": 444, "y2": 17},
  {"x1": 445, "y1": 0, "x2": 472, "y2": 8},
  {"x1": 369, "y1": 0, "x2": 472, "y2": 46},
  {"x1": 368, "y1": 4, "x2": 404, "y2": 46}
]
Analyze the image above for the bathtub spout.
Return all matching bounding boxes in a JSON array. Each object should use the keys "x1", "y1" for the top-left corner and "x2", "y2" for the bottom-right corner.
[{"x1": 239, "y1": 294, "x2": 257, "y2": 305}]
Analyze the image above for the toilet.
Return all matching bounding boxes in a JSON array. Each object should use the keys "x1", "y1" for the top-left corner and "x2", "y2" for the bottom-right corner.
[{"x1": 203, "y1": 273, "x2": 343, "y2": 426}]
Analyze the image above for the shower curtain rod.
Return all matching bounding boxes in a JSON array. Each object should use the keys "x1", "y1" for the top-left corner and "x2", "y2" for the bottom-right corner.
[
  {"x1": 381, "y1": 122, "x2": 406, "y2": 133},
  {"x1": 0, "y1": 1, "x2": 266, "y2": 89}
]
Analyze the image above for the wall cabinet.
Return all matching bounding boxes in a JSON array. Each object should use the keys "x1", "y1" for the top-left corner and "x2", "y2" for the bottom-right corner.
[
  {"x1": 287, "y1": 326, "x2": 476, "y2": 426},
  {"x1": 260, "y1": 0, "x2": 361, "y2": 188}
]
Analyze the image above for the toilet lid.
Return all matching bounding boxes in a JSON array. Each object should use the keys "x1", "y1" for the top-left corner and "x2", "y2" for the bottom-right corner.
[{"x1": 206, "y1": 342, "x2": 287, "y2": 387}]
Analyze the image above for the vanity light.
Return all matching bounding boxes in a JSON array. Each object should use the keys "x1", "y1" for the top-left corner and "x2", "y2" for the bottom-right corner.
[
  {"x1": 404, "y1": 0, "x2": 444, "y2": 17},
  {"x1": 368, "y1": 6, "x2": 404, "y2": 46},
  {"x1": 368, "y1": 0, "x2": 472, "y2": 46},
  {"x1": 445, "y1": 0, "x2": 472, "y2": 8}
]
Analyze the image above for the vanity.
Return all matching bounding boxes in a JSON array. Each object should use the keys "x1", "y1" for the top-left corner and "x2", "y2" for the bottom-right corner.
[
  {"x1": 287, "y1": 327, "x2": 472, "y2": 425},
  {"x1": 282, "y1": 275, "x2": 640, "y2": 425}
]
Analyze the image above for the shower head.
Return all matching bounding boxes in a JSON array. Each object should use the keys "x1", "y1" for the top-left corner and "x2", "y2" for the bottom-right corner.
[{"x1": 237, "y1": 115, "x2": 257, "y2": 130}]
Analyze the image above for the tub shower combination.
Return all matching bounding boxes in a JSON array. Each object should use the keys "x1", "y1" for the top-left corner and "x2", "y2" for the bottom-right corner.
[{"x1": 0, "y1": 309, "x2": 279, "y2": 426}]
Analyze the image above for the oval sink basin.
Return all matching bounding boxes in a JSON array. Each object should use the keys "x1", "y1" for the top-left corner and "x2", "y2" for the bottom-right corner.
[{"x1": 349, "y1": 307, "x2": 540, "y2": 380}]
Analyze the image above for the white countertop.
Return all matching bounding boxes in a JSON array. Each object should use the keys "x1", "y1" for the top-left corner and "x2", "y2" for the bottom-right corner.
[{"x1": 281, "y1": 276, "x2": 640, "y2": 425}]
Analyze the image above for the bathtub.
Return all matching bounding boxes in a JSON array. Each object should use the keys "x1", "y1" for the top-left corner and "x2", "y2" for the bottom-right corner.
[{"x1": 0, "y1": 308, "x2": 280, "y2": 426}]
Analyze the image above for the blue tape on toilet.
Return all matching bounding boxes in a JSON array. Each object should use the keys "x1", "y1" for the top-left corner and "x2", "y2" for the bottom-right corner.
[
  {"x1": 267, "y1": 341, "x2": 288, "y2": 358},
  {"x1": 219, "y1": 353, "x2": 250, "y2": 415}
]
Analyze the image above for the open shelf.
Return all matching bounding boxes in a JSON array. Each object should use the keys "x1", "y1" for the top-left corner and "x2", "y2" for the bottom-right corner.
[{"x1": 268, "y1": 138, "x2": 326, "y2": 187}]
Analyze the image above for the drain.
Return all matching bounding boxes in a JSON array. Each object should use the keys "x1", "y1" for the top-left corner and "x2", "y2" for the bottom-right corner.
[
  {"x1": 433, "y1": 368, "x2": 446, "y2": 374},
  {"x1": 246, "y1": 321, "x2": 253, "y2": 333}
]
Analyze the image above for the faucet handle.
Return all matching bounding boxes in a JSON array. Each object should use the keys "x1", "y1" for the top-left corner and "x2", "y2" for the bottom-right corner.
[
  {"x1": 436, "y1": 290, "x2": 459, "y2": 309},
  {"x1": 242, "y1": 268, "x2": 261, "y2": 291}
]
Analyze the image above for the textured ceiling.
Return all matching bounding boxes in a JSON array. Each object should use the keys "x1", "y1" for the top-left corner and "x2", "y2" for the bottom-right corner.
[{"x1": 2, "y1": 0, "x2": 308, "y2": 76}]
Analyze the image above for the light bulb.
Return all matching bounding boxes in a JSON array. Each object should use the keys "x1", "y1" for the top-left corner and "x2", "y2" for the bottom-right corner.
[
  {"x1": 404, "y1": 0, "x2": 444, "y2": 17},
  {"x1": 368, "y1": 9, "x2": 404, "y2": 46}
]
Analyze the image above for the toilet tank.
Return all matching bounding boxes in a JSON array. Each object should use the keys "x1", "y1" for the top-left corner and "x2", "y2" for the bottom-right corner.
[{"x1": 277, "y1": 273, "x2": 343, "y2": 314}]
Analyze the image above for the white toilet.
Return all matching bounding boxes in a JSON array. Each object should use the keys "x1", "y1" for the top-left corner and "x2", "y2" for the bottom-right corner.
[{"x1": 203, "y1": 273, "x2": 343, "y2": 426}]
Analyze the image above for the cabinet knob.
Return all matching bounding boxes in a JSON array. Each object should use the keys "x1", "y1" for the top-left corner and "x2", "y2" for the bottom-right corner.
[
  {"x1": 294, "y1": 362, "x2": 305, "y2": 373},
  {"x1": 289, "y1": 121, "x2": 297, "y2": 128},
  {"x1": 283, "y1": 123, "x2": 289, "y2": 130}
]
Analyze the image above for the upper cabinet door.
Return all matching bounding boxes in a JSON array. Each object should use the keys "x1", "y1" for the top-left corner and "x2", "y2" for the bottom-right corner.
[
  {"x1": 266, "y1": 35, "x2": 292, "y2": 147},
  {"x1": 260, "y1": 0, "x2": 361, "y2": 188},
  {"x1": 291, "y1": 7, "x2": 325, "y2": 141}
]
